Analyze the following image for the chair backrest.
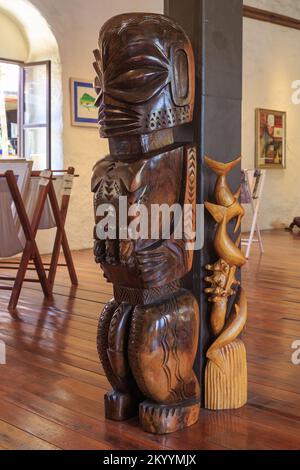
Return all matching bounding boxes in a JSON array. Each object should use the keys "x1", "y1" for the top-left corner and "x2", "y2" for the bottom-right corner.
[
  {"x1": 25, "y1": 171, "x2": 73, "y2": 231},
  {"x1": 0, "y1": 159, "x2": 33, "y2": 197},
  {"x1": 0, "y1": 163, "x2": 76, "y2": 259},
  {"x1": 25, "y1": 170, "x2": 58, "y2": 230},
  {"x1": 0, "y1": 160, "x2": 33, "y2": 258}
]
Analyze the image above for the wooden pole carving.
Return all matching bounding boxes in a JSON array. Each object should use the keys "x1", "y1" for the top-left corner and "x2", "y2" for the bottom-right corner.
[
  {"x1": 91, "y1": 13, "x2": 200, "y2": 434},
  {"x1": 204, "y1": 156, "x2": 248, "y2": 410}
]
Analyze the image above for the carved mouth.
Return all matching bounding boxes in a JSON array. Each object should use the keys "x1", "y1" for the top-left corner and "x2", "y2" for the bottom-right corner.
[{"x1": 98, "y1": 104, "x2": 141, "y2": 136}]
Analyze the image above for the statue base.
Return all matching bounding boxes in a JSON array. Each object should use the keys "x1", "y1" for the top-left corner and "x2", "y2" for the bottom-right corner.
[{"x1": 139, "y1": 399, "x2": 200, "y2": 434}]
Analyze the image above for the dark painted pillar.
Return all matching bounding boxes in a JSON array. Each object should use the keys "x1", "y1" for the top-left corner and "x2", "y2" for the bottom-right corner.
[{"x1": 165, "y1": 0, "x2": 243, "y2": 404}]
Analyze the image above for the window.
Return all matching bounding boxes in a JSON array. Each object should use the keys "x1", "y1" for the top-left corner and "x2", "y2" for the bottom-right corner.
[
  {"x1": 0, "y1": 62, "x2": 19, "y2": 158},
  {"x1": 0, "y1": 59, "x2": 51, "y2": 169}
]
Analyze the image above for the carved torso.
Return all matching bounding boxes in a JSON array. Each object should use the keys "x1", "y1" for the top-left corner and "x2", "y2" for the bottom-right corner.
[{"x1": 92, "y1": 145, "x2": 192, "y2": 289}]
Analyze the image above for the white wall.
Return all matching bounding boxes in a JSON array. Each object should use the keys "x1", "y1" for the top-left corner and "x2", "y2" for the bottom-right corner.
[
  {"x1": 0, "y1": 10, "x2": 29, "y2": 60},
  {"x1": 0, "y1": 0, "x2": 63, "y2": 172},
  {"x1": 0, "y1": 0, "x2": 63, "y2": 252},
  {"x1": 242, "y1": 0, "x2": 300, "y2": 230}
]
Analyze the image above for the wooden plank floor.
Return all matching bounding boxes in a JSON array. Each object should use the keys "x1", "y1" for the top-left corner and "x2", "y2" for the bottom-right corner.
[{"x1": 1, "y1": 229, "x2": 300, "y2": 450}]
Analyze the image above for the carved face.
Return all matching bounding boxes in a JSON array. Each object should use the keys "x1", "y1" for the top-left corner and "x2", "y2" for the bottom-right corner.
[{"x1": 93, "y1": 13, "x2": 195, "y2": 138}]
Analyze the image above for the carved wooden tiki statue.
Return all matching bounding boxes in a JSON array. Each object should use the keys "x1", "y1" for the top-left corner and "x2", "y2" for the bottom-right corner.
[{"x1": 91, "y1": 13, "x2": 199, "y2": 434}]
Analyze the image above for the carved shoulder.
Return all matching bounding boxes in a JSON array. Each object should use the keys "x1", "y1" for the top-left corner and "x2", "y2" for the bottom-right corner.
[{"x1": 91, "y1": 156, "x2": 112, "y2": 192}]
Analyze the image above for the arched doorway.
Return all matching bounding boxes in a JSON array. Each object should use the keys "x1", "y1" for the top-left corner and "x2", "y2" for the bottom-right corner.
[{"x1": 0, "y1": 0, "x2": 63, "y2": 169}]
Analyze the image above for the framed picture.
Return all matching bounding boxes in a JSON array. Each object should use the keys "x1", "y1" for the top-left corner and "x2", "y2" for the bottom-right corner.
[
  {"x1": 70, "y1": 78, "x2": 98, "y2": 127},
  {"x1": 255, "y1": 108, "x2": 286, "y2": 169}
]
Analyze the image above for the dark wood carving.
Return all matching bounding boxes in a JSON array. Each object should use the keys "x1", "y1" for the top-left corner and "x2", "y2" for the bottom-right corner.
[{"x1": 91, "y1": 13, "x2": 200, "y2": 434}]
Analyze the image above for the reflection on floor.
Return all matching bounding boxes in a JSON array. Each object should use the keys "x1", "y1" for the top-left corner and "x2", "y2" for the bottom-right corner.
[{"x1": 0, "y1": 229, "x2": 300, "y2": 449}]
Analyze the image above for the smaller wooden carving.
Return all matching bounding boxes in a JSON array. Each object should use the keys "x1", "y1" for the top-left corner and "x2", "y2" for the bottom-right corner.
[{"x1": 204, "y1": 156, "x2": 247, "y2": 410}]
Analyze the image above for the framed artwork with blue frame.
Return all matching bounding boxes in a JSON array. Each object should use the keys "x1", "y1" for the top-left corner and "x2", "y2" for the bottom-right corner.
[{"x1": 70, "y1": 78, "x2": 98, "y2": 127}]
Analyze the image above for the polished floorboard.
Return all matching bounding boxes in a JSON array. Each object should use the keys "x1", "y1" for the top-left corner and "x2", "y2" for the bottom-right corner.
[{"x1": 0, "y1": 230, "x2": 300, "y2": 450}]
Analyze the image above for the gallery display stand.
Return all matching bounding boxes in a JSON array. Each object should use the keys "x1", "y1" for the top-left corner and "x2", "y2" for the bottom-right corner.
[
  {"x1": 241, "y1": 169, "x2": 266, "y2": 259},
  {"x1": 0, "y1": 163, "x2": 78, "y2": 313}
]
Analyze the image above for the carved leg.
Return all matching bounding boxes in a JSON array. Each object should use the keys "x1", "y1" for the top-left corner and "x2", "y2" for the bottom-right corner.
[
  {"x1": 97, "y1": 300, "x2": 142, "y2": 420},
  {"x1": 128, "y1": 289, "x2": 200, "y2": 434}
]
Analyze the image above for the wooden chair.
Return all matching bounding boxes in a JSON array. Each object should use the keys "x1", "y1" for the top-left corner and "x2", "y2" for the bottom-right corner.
[
  {"x1": 0, "y1": 170, "x2": 53, "y2": 311},
  {"x1": 28, "y1": 167, "x2": 78, "y2": 288},
  {"x1": 0, "y1": 164, "x2": 78, "y2": 312}
]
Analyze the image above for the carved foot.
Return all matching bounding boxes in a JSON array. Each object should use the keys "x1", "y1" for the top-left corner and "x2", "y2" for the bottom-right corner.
[
  {"x1": 205, "y1": 339, "x2": 247, "y2": 410},
  {"x1": 139, "y1": 399, "x2": 200, "y2": 434},
  {"x1": 105, "y1": 390, "x2": 140, "y2": 421}
]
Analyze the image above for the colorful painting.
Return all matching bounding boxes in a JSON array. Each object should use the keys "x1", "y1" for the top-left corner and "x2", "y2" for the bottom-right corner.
[
  {"x1": 70, "y1": 78, "x2": 98, "y2": 127},
  {"x1": 256, "y1": 108, "x2": 286, "y2": 169}
]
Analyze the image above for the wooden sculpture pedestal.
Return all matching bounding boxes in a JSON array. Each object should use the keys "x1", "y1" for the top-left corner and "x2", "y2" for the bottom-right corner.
[
  {"x1": 205, "y1": 339, "x2": 247, "y2": 410},
  {"x1": 140, "y1": 400, "x2": 200, "y2": 434}
]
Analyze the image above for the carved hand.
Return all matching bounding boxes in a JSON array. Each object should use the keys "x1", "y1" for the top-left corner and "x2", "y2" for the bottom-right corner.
[{"x1": 136, "y1": 239, "x2": 186, "y2": 287}]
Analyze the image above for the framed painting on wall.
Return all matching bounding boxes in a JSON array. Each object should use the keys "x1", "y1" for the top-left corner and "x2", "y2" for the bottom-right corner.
[
  {"x1": 255, "y1": 108, "x2": 286, "y2": 169},
  {"x1": 70, "y1": 78, "x2": 98, "y2": 127}
]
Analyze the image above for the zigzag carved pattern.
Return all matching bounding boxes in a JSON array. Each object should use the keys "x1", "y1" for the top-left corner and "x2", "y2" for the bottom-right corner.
[
  {"x1": 96, "y1": 163, "x2": 121, "y2": 202},
  {"x1": 145, "y1": 106, "x2": 192, "y2": 131},
  {"x1": 97, "y1": 300, "x2": 120, "y2": 389},
  {"x1": 108, "y1": 304, "x2": 123, "y2": 348},
  {"x1": 184, "y1": 147, "x2": 196, "y2": 239},
  {"x1": 184, "y1": 147, "x2": 196, "y2": 272},
  {"x1": 128, "y1": 295, "x2": 188, "y2": 403},
  {"x1": 159, "y1": 297, "x2": 183, "y2": 402},
  {"x1": 160, "y1": 315, "x2": 174, "y2": 399},
  {"x1": 128, "y1": 306, "x2": 150, "y2": 398},
  {"x1": 114, "y1": 282, "x2": 180, "y2": 306},
  {"x1": 169, "y1": 296, "x2": 188, "y2": 401}
]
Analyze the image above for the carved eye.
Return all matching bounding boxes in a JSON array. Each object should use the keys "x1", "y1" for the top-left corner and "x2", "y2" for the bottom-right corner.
[
  {"x1": 173, "y1": 50, "x2": 189, "y2": 100},
  {"x1": 104, "y1": 43, "x2": 171, "y2": 104},
  {"x1": 171, "y1": 47, "x2": 190, "y2": 106}
]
